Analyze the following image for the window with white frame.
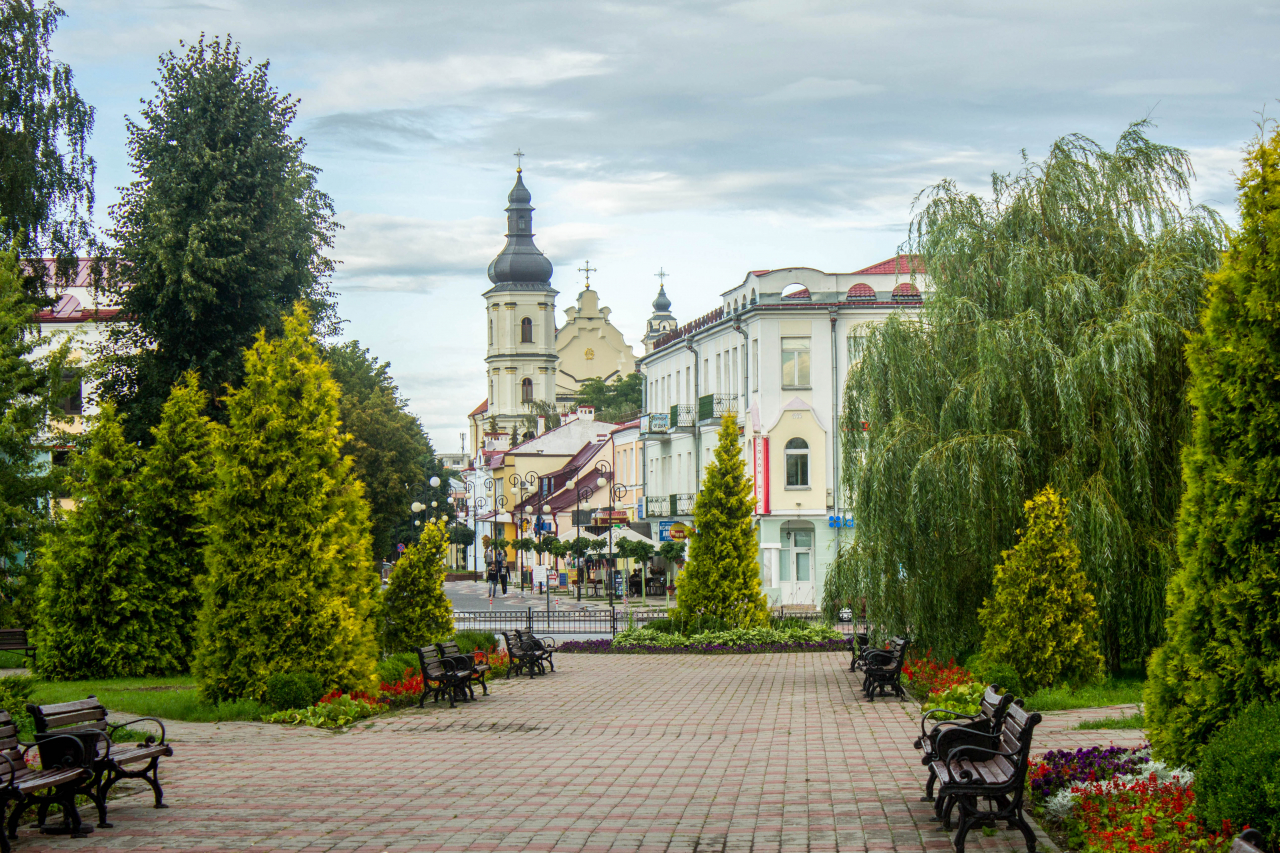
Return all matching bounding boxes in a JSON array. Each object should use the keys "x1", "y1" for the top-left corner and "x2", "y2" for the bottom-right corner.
[
  {"x1": 785, "y1": 437, "x2": 809, "y2": 487},
  {"x1": 781, "y1": 337, "x2": 811, "y2": 387}
]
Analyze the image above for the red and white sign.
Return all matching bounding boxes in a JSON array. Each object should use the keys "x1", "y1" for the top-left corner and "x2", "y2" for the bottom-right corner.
[{"x1": 753, "y1": 436, "x2": 770, "y2": 515}]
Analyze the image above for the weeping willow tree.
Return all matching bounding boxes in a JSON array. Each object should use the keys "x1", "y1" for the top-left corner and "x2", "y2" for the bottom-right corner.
[{"x1": 824, "y1": 122, "x2": 1226, "y2": 667}]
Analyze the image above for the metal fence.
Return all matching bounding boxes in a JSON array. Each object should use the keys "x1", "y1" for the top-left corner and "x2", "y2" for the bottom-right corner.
[{"x1": 451, "y1": 606, "x2": 854, "y2": 636}]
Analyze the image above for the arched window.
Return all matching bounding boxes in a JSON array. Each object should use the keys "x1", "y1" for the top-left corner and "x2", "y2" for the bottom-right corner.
[
  {"x1": 521, "y1": 377, "x2": 533, "y2": 403},
  {"x1": 785, "y1": 437, "x2": 809, "y2": 487},
  {"x1": 750, "y1": 288, "x2": 757, "y2": 305},
  {"x1": 521, "y1": 317, "x2": 533, "y2": 343},
  {"x1": 781, "y1": 283, "x2": 810, "y2": 300},
  {"x1": 489, "y1": 318, "x2": 493, "y2": 345}
]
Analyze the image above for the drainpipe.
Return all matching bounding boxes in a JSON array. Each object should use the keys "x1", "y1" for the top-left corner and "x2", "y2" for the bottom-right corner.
[{"x1": 684, "y1": 339, "x2": 700, "y2": 492}]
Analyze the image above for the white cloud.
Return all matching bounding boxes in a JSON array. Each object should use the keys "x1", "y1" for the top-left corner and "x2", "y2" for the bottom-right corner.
[{"x1": 756, "y1": 77, "x2": 884, "y2": 102}]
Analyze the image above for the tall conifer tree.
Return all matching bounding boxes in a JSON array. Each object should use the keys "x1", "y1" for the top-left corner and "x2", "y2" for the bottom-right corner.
[
  {"x1": 676, "y1": 415, "x2": 769, "y2": 627},
  {"x1": 194, "y1": 306, "x2": 378, "y2": 702},
  {"x1": 100, "y1": 35, "x2": 337, "y2": 441},
  {"x1": 1145, "y1": 126, "x2": 1280, "y2": 765},
  {"x1": 33, "y1": 405, "x2": 175, "y2": 678},
  {"x1": 135, "y1": 372, "x2": 212, "y2": 669}
]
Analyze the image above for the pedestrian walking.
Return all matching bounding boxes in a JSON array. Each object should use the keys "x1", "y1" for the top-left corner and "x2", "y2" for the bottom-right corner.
[
  {"x1": 497, "y1": 558, "x2": 510, "y2": 595},
  {"x1": 485, "y1": 555, "x2": 499, "y2": 599}
]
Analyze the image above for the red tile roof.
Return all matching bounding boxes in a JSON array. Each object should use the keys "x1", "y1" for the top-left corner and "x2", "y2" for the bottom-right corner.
[
  {"x1": 749, "y1": 269, "x2": 771, "y2": 276},
  {"x1": 468, "y1": 399, "x2": 489, "y2": 417},
  {"x1": 851, "y1": 254, "x2": 924, "y2": 276},
  {"x1": 847, "y1": 283, "x2": 876, "y2": 299}
]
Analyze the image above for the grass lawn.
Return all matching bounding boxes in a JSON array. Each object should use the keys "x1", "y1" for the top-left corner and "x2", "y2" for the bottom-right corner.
[
  {"x1": 1022, "y1": 676, "x2": 1146, "y2": 712},
  {"x1": 1074, "y1": 711, "x2": 1145, "y2": 730},
  {"x1": 28, "y1": 675, "x2": 270, "y2": 723}
]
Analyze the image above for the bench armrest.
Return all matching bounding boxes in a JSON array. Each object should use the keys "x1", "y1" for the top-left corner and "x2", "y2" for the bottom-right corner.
[
  {"x1": 918, "y1": 708, "x2": 982, "y2": 741},
  {"x1": 19, "y1": 734, "x2": 88, "y2": 769},
  {"x1": 534, "y1": 636, "x2": 556, "y2": 649},
  {"x1": 863, "y1": 650, "x2": 894, "y2": 665},
  {"x1": 108, "y1": 716, "x2": 167, "y2": 746},
  {"x1": 0, "y1": 750, "x2": 21, "y2": 789}
]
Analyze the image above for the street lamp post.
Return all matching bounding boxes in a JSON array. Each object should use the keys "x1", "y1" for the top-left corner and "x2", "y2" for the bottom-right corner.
[
  {"x1": 593, "y1": 460, "x2": 619, "y2": 608},
  {"x1": 575, "y1": 485, "x2": 592, "y2": 602},
  {"x1": 542, "y1": 502, "x2": 552, "y2": 612},
  {"x1": 509, "y1": 472, "x2": 537, "y2": 592}
]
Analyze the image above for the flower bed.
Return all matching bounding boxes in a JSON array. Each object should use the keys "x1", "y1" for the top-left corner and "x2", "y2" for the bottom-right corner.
[
  {"x1": 560, "y1": 626, "x2": 847, "y2": 654},
  {"x1": 903, "y1": 651, "x2": 974, "y2": 695},
  {"x1": 1028, "y1": 745, "x2": 1233, "y2": 853}
]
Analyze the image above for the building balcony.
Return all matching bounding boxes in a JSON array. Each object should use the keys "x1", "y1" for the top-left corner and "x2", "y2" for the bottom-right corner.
[
  {"x1": 669, "y1": 403, "x2": 695, "y2": 430},
  {"x1": 645, "y1": 493, "x2": 696, "y2": 518},
  {"x1": 698, "y1": 393, "x2": 739, "y2": 422}
]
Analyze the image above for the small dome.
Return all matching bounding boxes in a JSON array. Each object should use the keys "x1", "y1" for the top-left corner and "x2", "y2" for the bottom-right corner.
[
  {"x1": 891, "y1": 281, "x2": 921, "y2": 300},
  {"x1": 488, "y1": 172, "x2": 553, "y2": 285},
  {"x1": 847, "y1": 283, "x2": 876, "y2": 301},
  {"x1": 653, "y1": 284, "x2": 671, "y2": 313},
  {"x1": 508, "y1": 172, "x2": 532, "y2": 205}
]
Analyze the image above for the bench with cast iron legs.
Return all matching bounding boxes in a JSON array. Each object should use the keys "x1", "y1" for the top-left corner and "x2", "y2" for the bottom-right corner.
[
  {"x1": 416, "y1": 645, "x2": 471, "y2": 708},
  {"x1": 514, "y1": 629, "x2": 555, "y2": 673},
  {"x1": 0, "y1": 710, "x2": 92, "y2": 851},
  {"x1": 915, "y1": 684, "x2": 1020, "y2": 803},
  {"x1": 930, "y1": 702, "x2": 1043, "y2": 853},
  {"x1": 437, "y1": 640, "x2": 489, "y2": 698},
  {"x1": 26, "y1": 697, "x2": 171, "y2": 830},
  {"x1": 0, "y1": 631, "x2": 35, "y2": 668},
  {"x1": 847, "y1": 631, "x2": 871, "y2": 672},
  {"x1": 861, "y1": 636, "x2": 909, "y2": 700},
  {"x1": 501, "y1": 632, "x2": 543, "y2": 679}
]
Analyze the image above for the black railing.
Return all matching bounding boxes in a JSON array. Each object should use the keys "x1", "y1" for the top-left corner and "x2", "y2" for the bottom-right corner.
[{"x1": 450, "y1": 607, "x2": 855, "y2": 636}]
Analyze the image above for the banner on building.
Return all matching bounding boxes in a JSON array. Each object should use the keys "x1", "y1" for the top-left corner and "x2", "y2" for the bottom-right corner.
[
  {"x1": 754, "y1": 436, "x2": 770, "y2": 515},
  {"x1": 658, "y1": 521, "x2": 692, "y2": 542}
]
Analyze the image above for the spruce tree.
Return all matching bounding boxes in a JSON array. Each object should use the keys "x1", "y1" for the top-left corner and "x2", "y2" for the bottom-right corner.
[
  {"x1": 382, "y1": 519, "x2": 453, "y2": 653},
  {"x1": 194, "y1": 305, "x2": 379, "y2": 702},
  {"x1": 100, "y1": 35, "x2": 337, "y2": 441},
  {"x1": 134, "y1": 372, "x2": 212, "y2": 669},
  {"x1": 675, "y1": 415, "x2": 769, "y2": 627},
  {"x1": 978, "y1": 486, "x2": 1104, "y2": 692},
  {"x1": 33, "y1": 405, "x2": 176, "y2": 678},
  {"x1": 1145, "y1": 125, "x2": 1280, "y2": 765}
]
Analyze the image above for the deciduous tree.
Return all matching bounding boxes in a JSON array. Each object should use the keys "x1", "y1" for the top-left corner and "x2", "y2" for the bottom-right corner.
[
  {"x1": 99, "y1": 35, "x2": 337, "y2": 441},
  {"x1": 825, "y1": 123, "x2": 1226, "y2": 665},
  {"x1": 1145, "y1": 124, "x2": 1280, "y2": 765}
]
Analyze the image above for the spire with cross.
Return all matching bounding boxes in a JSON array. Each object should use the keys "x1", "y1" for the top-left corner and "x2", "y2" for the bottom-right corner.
[
  {"x1": 578, "y1": 260, "x2": 597, "y2": 289},
  {"x1": 655, "y1": 267, "x2": 668, "y2": 286},
  {"x1": 513, "y1": 148, "x2": 524, "y2": 173}
]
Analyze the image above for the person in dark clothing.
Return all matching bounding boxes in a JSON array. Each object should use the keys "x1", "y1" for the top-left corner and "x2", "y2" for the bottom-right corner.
[{"x1": 497, "y1": 559, "x2": 509, "y2": 595}]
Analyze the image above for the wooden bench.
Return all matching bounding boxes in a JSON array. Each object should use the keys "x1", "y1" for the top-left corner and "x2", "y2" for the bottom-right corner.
[
  {"x1": 847, "y1": 632, "x2": 871, "y2": 672},
  {"x1": 861, "y1": 636, "x2": 909, "y2": 700},
  {"x1": 437, "y1": 641, "x2": 489, "y2": 699},
  {"x1": 514, "y1": 629, "x2": 555, "y2": 673},
  {"x1": 930, "y1": 702, "x2": 1042, "y2": 853},
  {"x1": 915, "y1": 684, "x2": 1019, "y2": 803},
  {"x1": 416, "y1": 646, "x2": 471, "y2": 708},
  {"x1": 0, "y1": 709, "x2": 93, "y2": 849},
  {"x1": 500, "y1": 631, "x2": 543, "y2": 679},
  {"x1": 0, "y1": 631, "x2": 35, "y2": 667},
  {"x1": 26, "y1": 697, "x2": 173, "y2": 829}
]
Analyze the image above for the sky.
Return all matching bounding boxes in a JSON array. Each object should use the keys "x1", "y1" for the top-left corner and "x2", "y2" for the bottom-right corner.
[{"x1": 53, "y1": 0, "x2": 1279, "y2": 454}]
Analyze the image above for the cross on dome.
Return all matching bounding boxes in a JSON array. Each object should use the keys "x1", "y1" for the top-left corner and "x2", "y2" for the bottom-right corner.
[
  {"x1": 513, "y1": 148, "x2": 524, "y2": 173},
  {"x1": 578, "y1": 260, "x2": 597, "y2": 289}
]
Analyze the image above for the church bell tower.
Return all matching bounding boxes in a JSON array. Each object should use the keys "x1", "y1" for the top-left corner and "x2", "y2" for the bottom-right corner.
[{"x1": 482, "y1": 165, "x2": 558, "y2": 440}]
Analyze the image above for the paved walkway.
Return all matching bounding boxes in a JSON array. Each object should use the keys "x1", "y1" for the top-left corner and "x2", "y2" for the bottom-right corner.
[{"x1": 17, "y1": 654, "x2": 1143, "y2": 853}]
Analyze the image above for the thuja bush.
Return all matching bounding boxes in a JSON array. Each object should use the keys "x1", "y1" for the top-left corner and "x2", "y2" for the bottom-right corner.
[
  {"x1": 195, "y1": 306, "x2": 379, "y2": 702},
  {"x1": 1145, "y1": 125, "x2": 1280, "y2": 766},
  {"x1": 382, "y1": 520, "x2": 453, "y2": 653},
  {"x1": 979, "y1": 486, "x2": 1104, "y2": 692}
]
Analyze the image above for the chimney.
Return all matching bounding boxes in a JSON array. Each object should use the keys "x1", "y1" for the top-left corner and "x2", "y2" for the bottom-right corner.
[
  {"x1": 536, "y1": 415, "x2": 546, "y2": 435},
  {"x1": 577, "y1": 405, "x2": 595, "y2": 422}
]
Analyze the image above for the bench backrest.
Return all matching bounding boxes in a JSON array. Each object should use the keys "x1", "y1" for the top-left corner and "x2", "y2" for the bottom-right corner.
[
  {"x1": 0, "y1": 629, "x2": 29, "y2": 651},
  {"x1": 0, "y1": 710, "x2": 28, "y2": 786},
  {"x1": 416, "y1": 646, "x2": 451, "y2": 680},
  {"x1": 886, "y1": 636, "x2": 910, "y2": 672},
  {"x1": 437, "y1": 641, "x2": 475, "y2": 666},
  {"x1": 1232, "y1": 830, "x2": 1267, "y2": 853},
  {"x1": 28, "y1": 698, "x2": 109, "y2": 741},
  {"x1": 996, "y1": 703, "x2": 1042, "y2": 800},
  {"x1": 979, "y1": 685, "x2": 1019, "y2": 727}
]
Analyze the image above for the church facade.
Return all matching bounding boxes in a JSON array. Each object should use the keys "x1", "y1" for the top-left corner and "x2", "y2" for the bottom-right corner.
[{"x1": 469, "y1": 170, "x2": 637, "y2": 455}]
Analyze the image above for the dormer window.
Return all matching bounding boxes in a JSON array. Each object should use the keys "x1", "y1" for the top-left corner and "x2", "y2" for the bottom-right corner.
[{"x1": 517, "y1": 217, "x2": 527, "y2": 232}]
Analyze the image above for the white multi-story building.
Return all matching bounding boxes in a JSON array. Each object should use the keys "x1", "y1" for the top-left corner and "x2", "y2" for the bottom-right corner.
[{"x1": 637, "y1": 256, "x2": 927, "y2": 607}]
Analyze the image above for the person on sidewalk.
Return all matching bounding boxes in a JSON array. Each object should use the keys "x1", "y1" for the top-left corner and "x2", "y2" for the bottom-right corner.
[
  {"x1": 497, "y1": 558, "x2": 510, "y2": 596},
  {"x1": 485, "y1": 556, "x2": 499, "y2": 599}
]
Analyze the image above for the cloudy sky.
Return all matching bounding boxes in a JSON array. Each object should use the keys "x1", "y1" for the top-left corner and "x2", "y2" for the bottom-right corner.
[{"x1": 56, "y1": 0, "x2": 1277, "y2": 452}]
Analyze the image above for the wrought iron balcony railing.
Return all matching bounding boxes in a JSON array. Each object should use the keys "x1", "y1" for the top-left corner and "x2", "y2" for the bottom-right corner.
[{"x1": 697, "y1": 393, "x2": 739, "y2": 422}]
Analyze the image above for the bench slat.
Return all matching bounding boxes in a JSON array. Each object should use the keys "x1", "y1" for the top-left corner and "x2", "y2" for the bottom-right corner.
[
  {"x1": 36, "y1": 698, "x2": 104, "y2": 715},
  {"x1": 41, "y1": 708, "x2": 108, "y2": 727}
]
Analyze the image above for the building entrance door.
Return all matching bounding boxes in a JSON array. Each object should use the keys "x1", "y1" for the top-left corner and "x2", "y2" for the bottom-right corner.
[{"x1": 780, "y1": 523, "x2": 815, "y2": 605}]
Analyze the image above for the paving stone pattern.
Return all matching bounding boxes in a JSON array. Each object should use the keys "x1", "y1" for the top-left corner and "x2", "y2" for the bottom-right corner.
[{"x1": 17, "y1": 653, "x2": 1144, "y2": 853}]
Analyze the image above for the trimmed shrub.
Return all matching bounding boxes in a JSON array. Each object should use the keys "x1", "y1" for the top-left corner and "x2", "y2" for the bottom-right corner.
[
  {"x1": 675, "y1": 415, "x2": 769, "y2": 627},
  {"x1": 0, "y1": 676, "x2": 35, "y2": 737},
  {"x1": 967, "y1": 651, "x2": 1027, "y2": 698},
  {"x1": 33, "y1": 404, "x2": 177, "y2": 678},
  {"x1": 1194, "y1": 702, "x2": 1280, "y2": 846},
  {"x1": 377, "y1": 652, "x2": 420, "y2": 686},
  {"x1": 644, "y1": 618, "x2": 676, "y2": 634},
  {"x1": 978, "y1": 486, "x2": 1104, "y2": 692},
  {"x1": 452, "y1": 631, "x2": 498, "y2": 654},
  {"x1": 1145, "y1": 126, "x2": 1280, "y2": 765},
  {"x1": 194, "y1": 306, "x2": 380, "y2": 703},
  {"x1": 263, "y1": 672, "x2": 325, "y2": 711},
  {"x1": 382, "y1": 520, "x2": 453, "y2": 653}
]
